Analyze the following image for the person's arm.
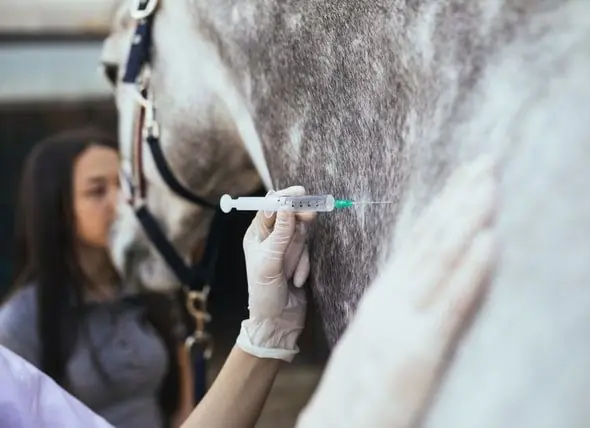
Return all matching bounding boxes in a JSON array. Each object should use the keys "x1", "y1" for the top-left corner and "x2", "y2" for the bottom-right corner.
[
  {"x1": 181, "y1": 186, "x2": 315, "y2": 428},
  {"x1": 171, "y1": 344, "x2": 195, "y2": 428},
  {"x1": 181, "y1": 347, "x2": 280, "y2": 428}
]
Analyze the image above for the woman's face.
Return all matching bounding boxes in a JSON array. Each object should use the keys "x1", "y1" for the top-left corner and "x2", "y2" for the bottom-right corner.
[{"x1": 73, "y1": 145, "x2": 120, "y2": 248}]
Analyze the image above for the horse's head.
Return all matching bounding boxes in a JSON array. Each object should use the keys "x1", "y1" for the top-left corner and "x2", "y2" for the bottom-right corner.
[{"x1": 100, "y1": 0, "x2": 263, "y2": 292}]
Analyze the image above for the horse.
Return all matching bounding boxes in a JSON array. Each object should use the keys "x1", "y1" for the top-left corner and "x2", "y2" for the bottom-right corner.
[
  {"x1": 102, "y1": 0, "x2": 590, "y2": 426},
  {"x1": 101, "y1": 1, "x2": 263, "y2": 292}
]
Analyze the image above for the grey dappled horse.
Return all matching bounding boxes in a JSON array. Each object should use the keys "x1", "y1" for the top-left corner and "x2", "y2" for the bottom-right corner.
[{"x1": 103, "y1": 0, "x2": 590, "y2": 426}]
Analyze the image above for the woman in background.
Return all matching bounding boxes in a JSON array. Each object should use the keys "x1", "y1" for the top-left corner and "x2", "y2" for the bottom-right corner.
[{"x1": 0, "y1": 128, "x2": 193, "y2": 428}]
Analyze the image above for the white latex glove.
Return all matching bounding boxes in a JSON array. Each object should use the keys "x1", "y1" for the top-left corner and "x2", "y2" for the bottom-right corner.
[
  {"x1": 236, "y1": 186, "x2": 316, "y2": 362},
  {"x1": 296, "y1": 154, "x2": 498, "y2": 428}
]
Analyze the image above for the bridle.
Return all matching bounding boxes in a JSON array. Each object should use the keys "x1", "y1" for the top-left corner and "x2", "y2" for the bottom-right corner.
[{"x1": 119, "y1": 0, "x2": 224, "y2": 404}]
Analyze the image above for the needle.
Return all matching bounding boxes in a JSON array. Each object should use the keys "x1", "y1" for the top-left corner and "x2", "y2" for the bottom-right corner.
[{"x1": 334, "y1": 199, "x2": 394, "y2": 209}]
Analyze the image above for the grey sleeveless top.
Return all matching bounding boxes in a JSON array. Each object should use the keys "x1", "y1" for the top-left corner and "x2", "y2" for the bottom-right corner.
[{"x1": 0, "y1": 285, "x2": 182, "y2": 428}]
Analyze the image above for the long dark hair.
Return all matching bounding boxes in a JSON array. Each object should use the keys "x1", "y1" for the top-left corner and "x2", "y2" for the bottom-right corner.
[{"x1": 9, "y1": 127, "x2": 181, "y2": 421}]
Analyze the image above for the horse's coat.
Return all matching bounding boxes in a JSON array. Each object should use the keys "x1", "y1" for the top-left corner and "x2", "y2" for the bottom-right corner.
[{"x1": 104, "y1": 0, "x2": 590, "y2": 425}]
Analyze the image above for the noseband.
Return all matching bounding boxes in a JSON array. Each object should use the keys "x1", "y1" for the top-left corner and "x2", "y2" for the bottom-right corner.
[{"x1": 120, "y1": 0, "x2": 224, "y2": 404}]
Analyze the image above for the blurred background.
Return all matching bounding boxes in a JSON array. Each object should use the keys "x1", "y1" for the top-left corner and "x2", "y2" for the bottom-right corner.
[
  {"x1": 0, "y1": 1, "x2": 328, "y2": 426},
  {"x1": 0, "y1": 0, "x2": 118, "y2": 289}
]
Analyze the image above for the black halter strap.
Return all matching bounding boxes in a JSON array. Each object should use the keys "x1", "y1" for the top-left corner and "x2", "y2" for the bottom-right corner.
[
  {"x1": 121, "y1": 0, "x2": 222, "y2": 405},
  {"x1": 122, "y1": 2, "x2": 154, "y2": 85},
  {"x1": 134, "y1": 205, "x2": 223, "y2": 291},
  {"x1": 146, "y1": 136, "x2": 216, "y2": 209}
]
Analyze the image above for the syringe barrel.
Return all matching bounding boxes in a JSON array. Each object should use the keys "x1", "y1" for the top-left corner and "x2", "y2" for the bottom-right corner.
[
  {"x1": 278, "y1": 195, "x2": 335, "y2": 212},
  {"x1": 232, "y1": 195, "x2": 335, "y2": 212},
  {"x1": 230, "y1": 197, "x2": 280, "y2": 211}
]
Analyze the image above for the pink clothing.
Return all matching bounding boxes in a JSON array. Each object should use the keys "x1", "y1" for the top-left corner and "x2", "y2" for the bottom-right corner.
[{"x1": 0, "y1": 344, "x2": 113, "y2": 428}]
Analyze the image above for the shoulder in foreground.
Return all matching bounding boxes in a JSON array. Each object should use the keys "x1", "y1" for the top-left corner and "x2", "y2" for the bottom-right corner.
[
  {"x1": 0, "y1": 283, "x2": 40, "y2": 366},
  {"x1": 0, "y1": 284, "x2": 38, "y2": 324}
]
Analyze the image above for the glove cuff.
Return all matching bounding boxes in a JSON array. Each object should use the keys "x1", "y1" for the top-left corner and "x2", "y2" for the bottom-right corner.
[{"x1": 236, "y1": 318, "x2": 302, "y2": 363}]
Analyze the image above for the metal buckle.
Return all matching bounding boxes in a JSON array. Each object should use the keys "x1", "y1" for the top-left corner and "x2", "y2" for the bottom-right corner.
[
  {"x1": 184, "y1": 286, "x2": 214, "y2": 359},
  {"x1": 130, "y1": 69, "x2": 152, "y2": 110},
  {"x1": 185, "y1": 331, "x2": 214, "y2": 360},
  {"x1": 130, "y1": 0, "x2": 159, "y2": 21},
  {"x1": 132, "y1": 69, "x2": 160, "y2": 139}
]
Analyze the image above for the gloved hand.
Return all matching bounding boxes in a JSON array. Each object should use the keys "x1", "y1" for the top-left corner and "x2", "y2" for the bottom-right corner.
[
  {"x1": 296, "y1": 155, "x2": 498, "y2": 428},
  {"x1": 236, "y1": 186, "x2": 316, "y2": 362}
]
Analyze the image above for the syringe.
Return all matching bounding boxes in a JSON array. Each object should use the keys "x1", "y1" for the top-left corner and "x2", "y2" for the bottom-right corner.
[{"x1": 219, "y1": 194, "x2": 391, "y2": 213}]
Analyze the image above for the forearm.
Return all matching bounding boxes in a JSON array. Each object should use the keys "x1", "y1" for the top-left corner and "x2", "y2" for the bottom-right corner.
[{"x1": 180, "y1": 346, "x2": 281, "y2": 428}]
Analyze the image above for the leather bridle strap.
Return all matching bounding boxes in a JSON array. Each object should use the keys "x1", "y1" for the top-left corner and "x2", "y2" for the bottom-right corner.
[
  {"x1": 146, "y1": 135, "x2": 216, "y2": 209},
  {"x1": 121, "y1": 0, "x2": 223, "y2": 406}
]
